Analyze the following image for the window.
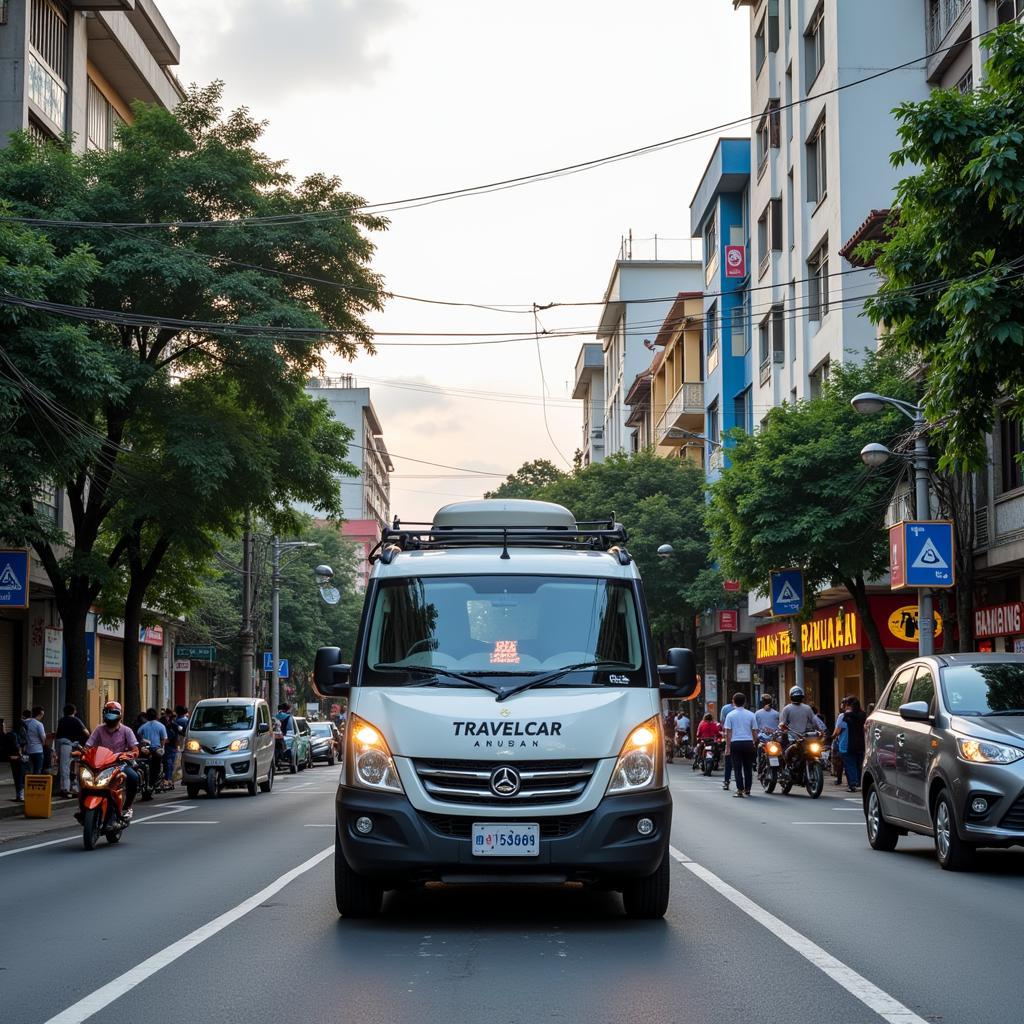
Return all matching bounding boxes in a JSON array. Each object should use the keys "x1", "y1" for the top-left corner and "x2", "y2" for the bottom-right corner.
[
  {"x1": 706, "y1": 301, "x2": 720, "y2": 372},
  {"x1": 806, "y1": 114, "x2": 827, "y2": 204},
  {"x1": 755, "y1": 99, "x2": 781, "y2": 175},
  {"x1": 808, "y1": 236, "x2": 829, "y2": 322},
  {"x1": 731, "y1": 297, "x2": 749, "y2": 356},
  {"x1": 756, "y1": 117, "x2": 770, "y2": 172},
  {"x1": 997, "y1": 0, "x2": 1024, "y2": 24},
  {"x1": 33, "y1": 482, "x2": 59, "y2": 525},
  {"x1": 999, "y1": 414, "x2": 1024, "y2": 493},
  {"x1": 786, "y1": 170, "x2": 795, "y2": 249},
  {"x1": 909, "y1": 668, "x2": 936, "y2": 709},
  {"x1": 771, "y1": 305, "x2": 784, "y2": 363},
  {"x1": 755, "y1": 16, "x2": 767, "y2": 74},
  {"x1": 804, "y1": 2, "x2": 825, "y2": 91},
  {"x1": 768, "y1": 0, "x2": 780, "y2": 51},
  {"x1": 704, "y1": 211, "x2": 718, "y2": 267},
  {"x1": 884, "y1": 668, "x2": 916, "y2": 711},
  {"x1": 758, "y1": 306, "x2": 784, "y2": 381},
  {"x1": 733, "y1": 388, "x2": 752, "y2": 436},
  {"x1": 708, "y1": 398, "x2": 721, "y2": 446},
  {"x1": 28, "y1": 0, "x2": 67, "y2": 130},
  {"x1": 809, "y1": 357, "x2": 830, "y2": 399},
  {"x1": 757, "y1": 198, "x2": 783, "y2": 272},
  {"x1": 785, "y1": 66, "x2": 793, "y2": 141},
  {"x1": 955, "y1": 68, "x2": 973, "y2": 94}
]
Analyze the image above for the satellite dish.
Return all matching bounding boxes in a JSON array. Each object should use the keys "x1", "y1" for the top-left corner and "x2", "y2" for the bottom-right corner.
[{"x1": 319, "y1": 585, "x2": 341, "y2": 606}]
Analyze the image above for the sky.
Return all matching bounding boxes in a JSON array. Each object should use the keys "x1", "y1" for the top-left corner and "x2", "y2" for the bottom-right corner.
[{"x1": 167, "y1": 0, "x2": 751, "y2": 521}]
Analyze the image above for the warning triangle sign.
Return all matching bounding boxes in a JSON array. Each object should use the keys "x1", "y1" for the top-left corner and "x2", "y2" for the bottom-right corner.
[
  {"x1": 776, "y1": 581, "x2": 800, "y2": 604},
  {"x1": 0, "y1": 563, "x2": 22, "y2": 591},
  {"x1": 911, "y1": 537, "x2": 948, "y2": 571}
]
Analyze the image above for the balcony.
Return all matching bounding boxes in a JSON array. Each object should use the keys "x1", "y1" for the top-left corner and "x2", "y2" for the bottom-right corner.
[
  {"x1": 926, "y1": 0, "x2": 971, "y2": 81},
  {"x1": 655, "y1": 381, "x2": 704, "y2": 445}
]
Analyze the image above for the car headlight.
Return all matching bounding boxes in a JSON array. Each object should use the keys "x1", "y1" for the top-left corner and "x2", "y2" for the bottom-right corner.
[
  {"x1": 956, "y1": 736, "x2": 1024, "y2": 765},
  {"x1": 228, "y1": 738, "x2": 249, "y2": 752},
  {"x1": 607, "y1": 716, "x2": 662, "y2": 794},
  {"x1": 347, "y1": 714, "x2": 403, "y2": 793},
  {"x1": 186, "y1": 739, "x2": 201, "y2": 752}
]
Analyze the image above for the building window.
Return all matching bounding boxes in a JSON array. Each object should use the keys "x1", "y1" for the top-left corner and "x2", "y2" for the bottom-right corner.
[
  {"x1": 1000, "y1": 415, "x2": 1024, "y2": 493},
  {"x1": 731, "y1": 296, "x2": 749, "y2": 356},
  {"x1": 704, "y1": 210, "x2": 718, "y2": 267},
  {"x1": 87, "y1": 81, "x2": 125, "y2": 151},
  {"x1": 786, "y1": 170, "x2": 795, "y2": 249},
  {"x1": 997, "y1": 0, "x2": 1024, "y2": 24},
  {"x1": 785, "y1": 66, "x2": 793, "y2": 141},
  {"x1": 734, "y1": 388, "x2": 752, "y2": 436},
  {"x1": 808, "y1": 237, "x2": 829, "y2": 321},
  {"x1": 768, "y1": 0, "x2": 780, "y2": 51},
  {"x1": 755, "y1": 99, "x2": 780, "y2": 176},
  {"x1": 804, "y1": 2, "x2": 825, "y2": 91},
  {"x1": 708, "y1": 398, "x2": 721, "y2": 446},
  {"x1": 806, "y1": 114, "x2": 827, "y2": 204},
  {"x1": 755, "y1": 16, "x2": 767, "y2": 74},
  {"x1": 706, "y1": 301, "x2": 720, "y2": 372},
  {"x1": 33, "y1": 482, "x2": 60, "y2": 525},
  {"x1": 757, "y1": 198, "x2": 783, "y2": 274},
  {"x1": 956, "y1": 68, "x2": 974, "y2": 93},
  {"x1": 809, "y1": 357, "x2": 830, "y2": 399},
  {"x1": 28, "y1": 0, "x2": 67, "y2": 131}
]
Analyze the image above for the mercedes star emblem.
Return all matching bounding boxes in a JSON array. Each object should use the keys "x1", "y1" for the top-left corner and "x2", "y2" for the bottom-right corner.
[{"x1": 489, "y1": 765, "x2": 521, "y2": 797}]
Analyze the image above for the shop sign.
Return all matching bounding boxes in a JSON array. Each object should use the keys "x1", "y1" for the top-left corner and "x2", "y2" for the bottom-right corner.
[
  {"x1": 139, "y1": 625, "x2": 164, "y2": 646},
  {"x1": 43, "y1": 627, "x2": 63, "y2": 677},
  {"x1": 723, "y1": 579, "x2": 741, "y2": 593},
  {"x1": 174, "y1": 659, "x2": 191, "y2": 673},
  {"x1": 717, "y1": 610, "x2": 739, "y2": 633},
  {"x1": 886, "y1": 604, "x2": 944, "y2": 644},
  {"x1": 736, "y1": 663, "x2": 751, "y2": 683},
  {"x1": 724, "y1": 244, "x2": 746, "y2": 278},
  {"x1": 756, "y1": 606, "x2": 859, "y2": 664},
  {"x1": 974, "y1": 601, "x2": 1024, "y2": 639}
]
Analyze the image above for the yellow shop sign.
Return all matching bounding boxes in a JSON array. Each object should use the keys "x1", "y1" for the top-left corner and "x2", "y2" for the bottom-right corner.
[{"x1": 887, "y1": 605, "x2": 943, "y2": 644}]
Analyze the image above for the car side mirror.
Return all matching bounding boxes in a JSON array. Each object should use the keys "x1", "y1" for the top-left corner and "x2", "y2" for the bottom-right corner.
[
  {"x1": 658, "y1": 647, "x2": 698, "y2": 699},
  {"x1": 898, "y1": 700, "x2": 931, "y2": 722},
  {"x1": 257, "y1": 722, "x2": 270, "y2": 734},
  {"x1": 314, "y1": 646, "x2": 351, "y2": 697}
]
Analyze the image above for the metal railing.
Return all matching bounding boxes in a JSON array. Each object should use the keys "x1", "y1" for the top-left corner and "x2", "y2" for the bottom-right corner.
[
  {"x1": 927, "y1": 0, "x2": 969, "y2": 51},
  {"x1": 759, "y1": 358, "x2": 772, "y2": 386},
  {"x1": 655, "y1": 382, "x2": 704, "y2": 443}
]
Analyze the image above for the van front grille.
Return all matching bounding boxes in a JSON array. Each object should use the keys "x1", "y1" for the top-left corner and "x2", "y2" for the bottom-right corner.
[
  {"x1": 413, "y1": 758, "x2": 596, "y2": 805},
  {"x1": 420, "y1": 812, "x2": 590, "y2": 839}
]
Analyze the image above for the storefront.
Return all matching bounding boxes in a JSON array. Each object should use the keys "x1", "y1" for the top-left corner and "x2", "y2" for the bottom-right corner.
[
  {"x1": 974, "y1": 601, "x2": 1024, "y2": 653},
  {"x1": 755, "y1": 596, "x2": 945, "y2": 721}
]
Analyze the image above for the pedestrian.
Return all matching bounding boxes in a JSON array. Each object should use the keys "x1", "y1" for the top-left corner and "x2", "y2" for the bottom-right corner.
[
  {"x1": 663, "y1": 706, "x2": 677, "y2": 763},
  {"x1": 811, "y1": 704, "x2": 827, "y2": 732},
  {"x1": 24, "y1": 707, "x2": 47, "y2": 776},
  {"x1": 839, "y1": 696, "x2": 867, "y2": 792},
  {"x1": 55, "y1": 703, "x2": 89, "y2": 798},
  {"x1": 719, "y1": 696, "x2": 735, "y2": 790},
  {"x1": 831, "y1": 698, "x2": 849, "y2": 786},
  {"x1": 723, "y1": 693, "x2": 758, "y2": 798},
  {"x1": 161, "y1": 710, "x2": 180, "y2": 789},
  {"x1": 1, "y1": 717, "x2": 26, "y2": 801}
]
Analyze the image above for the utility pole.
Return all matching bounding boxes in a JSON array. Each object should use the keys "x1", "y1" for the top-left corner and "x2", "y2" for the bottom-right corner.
[
  {"x1": 914, "y1": 416, "x2": 934, "y2": 656},
  {"x1": 239, "y1": 520, "x2": 254, "y2": 697},
  {"x1": 271, "y1": 535, "x2": 281, "y2": 712}
]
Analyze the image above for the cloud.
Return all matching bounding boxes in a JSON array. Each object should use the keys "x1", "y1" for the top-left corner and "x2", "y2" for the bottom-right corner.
[{"x1": 176, "y1": 0, "x2": 405, "y2": 101}]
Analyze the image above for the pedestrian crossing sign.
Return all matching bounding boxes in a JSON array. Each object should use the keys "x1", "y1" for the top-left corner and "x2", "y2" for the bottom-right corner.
[
  {"x1": 0, "y1": 549, "x2": 30, "y2": 608},
  {"x1": 889, "y1": 521, "x2": 955, "y2": 589},
  {"x1": 769, "y1": 569, "x2": 805, "y2": 616}
]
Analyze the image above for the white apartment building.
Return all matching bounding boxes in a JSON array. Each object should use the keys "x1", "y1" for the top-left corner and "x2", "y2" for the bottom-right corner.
[
  {"x1": 303, "y1": 377, "x2": 393, "y2": 529},
  {"x1": 572, "y1": 344, "x2": 605, "y2": 466},
  {"x1": 0, "y1": 0, "x2": 183, "y2": 149},
  {"x1": 579, "y1": 251, "x2": 703, "y2": 457}
]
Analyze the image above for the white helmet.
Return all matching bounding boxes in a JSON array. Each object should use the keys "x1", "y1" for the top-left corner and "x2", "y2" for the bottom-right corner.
[{"x1": 789, "y1": 686, "x2": 805, "y2": 702}]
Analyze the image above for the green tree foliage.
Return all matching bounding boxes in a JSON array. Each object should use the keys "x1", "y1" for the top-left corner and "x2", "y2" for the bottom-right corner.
[
  {"x1": 706, "y1": 352, "x2": 917, "y2": 690},
  {"x1": 484, "y1": 459, "x2": 567, "y2": 499},
  {"x1": 0, "y1": 84, "x2": 385, "y2": 712},
  {"x1": 863, "y1": 25, "x2": 1024, "y2": 468}
]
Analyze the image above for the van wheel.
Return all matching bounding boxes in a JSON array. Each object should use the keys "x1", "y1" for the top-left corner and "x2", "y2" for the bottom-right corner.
[
  {"x1": 335, "y1": 835, "x2": 384, "y2": 918},
  {"x1": 289, "y1": 752, "x2": 298, "y2": 774},
  {"x1": 621, "y1": 855, "x2": 670, "y2": 919},
  {"x1": 206, "y1": 768, "x2": 220, "y2": 798},
  {"x1": 247, "y1": 770, "x2": 259, "y2": 797},
  {"x1": 865, "y1": 785, "x2": 899, "y2": 851},
  {"x1": 259, "y1": 763, "x2": 274, "y2": 793},
  {"x1": 934, "y1": 790, "x2": 975, "y2": 871}
]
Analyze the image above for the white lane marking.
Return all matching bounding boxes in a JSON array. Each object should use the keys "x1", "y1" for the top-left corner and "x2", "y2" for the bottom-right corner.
[
  {"x1": 135, "y1": 820, "x2": 219, "y2": 825},
  {"x1": 833, "y1": 808, "x2": 862, "y2": 812},
  {"x1": 845, "y1": 798, "x2": 861, "y2": 803},
  {"x1": 303, "y1": 823, "x2": 334, "y2": 827},
  {"x1": 0, "y1": 805, "x2": 195, "y2": 858},
  {"x1": 669, "y1": 846, "x2": 928, "y2": 1024},
  {"x1": 789, "y1": 821, "x2": 863, "y2": 825},
  {"x1": 43, "y1": 844, "x2": 333, "y2": 1024}
]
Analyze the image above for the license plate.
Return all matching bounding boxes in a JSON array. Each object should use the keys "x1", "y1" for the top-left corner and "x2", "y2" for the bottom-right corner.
[
  {"x1": 471, "y1": 823, "x2": 540, "y2": 857},
  {"x1": 768, "y1": 757, "x2": 780, "y2": 766},
  {"x1": 205, "y1": 759, "x2": 224, "y2": 767}
]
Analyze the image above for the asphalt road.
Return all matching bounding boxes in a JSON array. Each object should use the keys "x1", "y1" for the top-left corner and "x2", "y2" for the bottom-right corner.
[{"x1": 3, "y1": 761, "x2": 1023, "y2": 1024}]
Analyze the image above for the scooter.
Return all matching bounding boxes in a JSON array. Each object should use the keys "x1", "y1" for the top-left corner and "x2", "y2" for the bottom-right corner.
[
  {"x1": 756, "y1": 732, "x2": 784, "y2": 793},
  {"x1": 778, "y1": 731, "x2": 825, "y2": 798},
  {"x1": 73, "y1": 745, "x2": 135, "y2": 850}
]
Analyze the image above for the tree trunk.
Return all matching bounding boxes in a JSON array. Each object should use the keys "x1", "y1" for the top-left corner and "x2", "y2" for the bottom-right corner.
[
  {"x1": 61, "y1": 604, "x2": 92, "y2": 725},
  {"x1": 932, "y1": 467, "x2": 975, "y2": 652},
  {"x1": 845, "y1": 576, "x2": 890, "y2": 703}
]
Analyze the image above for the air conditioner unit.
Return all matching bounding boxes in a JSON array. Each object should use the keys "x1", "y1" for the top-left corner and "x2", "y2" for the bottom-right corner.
[{"x1": 772, "y1": 349, "x2": 785, "y2": 364}]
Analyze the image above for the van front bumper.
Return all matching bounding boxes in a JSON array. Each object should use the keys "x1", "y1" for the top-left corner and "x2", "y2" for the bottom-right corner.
[
  {"x1": 335, "y1": 786, "x2": 672, "y2": 884},
  {"x1": 182, "y1": 754, "x2": 255, "y2": 783}
]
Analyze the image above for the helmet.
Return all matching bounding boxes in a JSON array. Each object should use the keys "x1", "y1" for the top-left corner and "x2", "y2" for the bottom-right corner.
[
  {"x1": 102, "y1": 700, "x2": 123, "y2": 724},
  {"x1": 788, "y1": 686, "x2": 805, "y2": 702}
]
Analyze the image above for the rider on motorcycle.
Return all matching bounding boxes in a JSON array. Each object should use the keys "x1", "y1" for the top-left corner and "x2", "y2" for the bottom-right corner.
[
  {"x1": 84, "y1": 701, "x2": 140, "y2": 815},
  {"x1": 780, "y1": 686, "x2": 821, "y2": 768}
]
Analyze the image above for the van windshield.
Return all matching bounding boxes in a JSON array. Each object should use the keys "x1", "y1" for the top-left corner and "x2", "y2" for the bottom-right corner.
[
  {"x1": 190, "y1": 706, "x2": 254, "y2": 731},
  {"x1": 363, "y1": 576, "x2": 645, "y2": 684}
]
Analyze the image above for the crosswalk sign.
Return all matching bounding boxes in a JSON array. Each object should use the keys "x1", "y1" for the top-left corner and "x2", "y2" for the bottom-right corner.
[
  {"x1": 770, "y1": 569, "x2": 804, "y2": 616},
  {"x1": 889, "y1": 521, "x2": 955, "y2": 589},
  {"x1": 0, "y1": 550, "x2": 30, "y2": 608}
]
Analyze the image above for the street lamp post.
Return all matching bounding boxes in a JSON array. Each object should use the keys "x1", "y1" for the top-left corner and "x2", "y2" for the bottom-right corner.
[{"x1": 852, "y1": 392, "x2": 934, "y2": 656}]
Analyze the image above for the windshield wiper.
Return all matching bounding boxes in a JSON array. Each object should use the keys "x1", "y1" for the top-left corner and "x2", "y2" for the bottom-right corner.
[
  {"x1": 372, "y1": 663, "x2": 502, "y2": 697},
  {"x1": 980, "y1": 709, "x2": 1024, "y2": 716},
  {"x1": 494, "y1": 661, "x2": 636, "y2": 702}
]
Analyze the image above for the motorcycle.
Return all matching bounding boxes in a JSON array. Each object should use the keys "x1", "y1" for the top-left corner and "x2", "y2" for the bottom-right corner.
[
  {"x1": 778, "y1": 731, "x2": 825, "y2": 798},
  {"x1": 692, "y1": 735, "x2": 724, "y2": 775},
  {"x1": 73, "y1": 745, "x2": 136, "y2": 850},
  {"x1": 135, "y1": 740, "x2": 158, "y2": 802},
  {"x1": 274, "y1": 735, "x2": 299, "y2": 774},
  {"x1": 674, "y1": 732, "x2": 692, "y2": 762},
  {"x1": 756, "y1": 732, "x2": 784, "y2": 793}
]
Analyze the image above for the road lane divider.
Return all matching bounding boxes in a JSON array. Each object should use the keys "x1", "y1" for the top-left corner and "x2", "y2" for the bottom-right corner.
[
  {"x1": 668, "y1": 846, "x2": 929, "y2": 1024},
  {"x1": 42, "y1": 844, "x2": 334, "y2": 1024}
]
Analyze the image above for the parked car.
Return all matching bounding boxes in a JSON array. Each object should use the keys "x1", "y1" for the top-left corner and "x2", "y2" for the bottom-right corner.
[
  {"x1": 309, "y1": 720, "x2": 340, "y2": 765},
  {"x1": 862, "y1": 653, "x2": 1024, "y2": 870},
  {"x1": 288, "y1": 716, "x2": 315, "y2": 771}
]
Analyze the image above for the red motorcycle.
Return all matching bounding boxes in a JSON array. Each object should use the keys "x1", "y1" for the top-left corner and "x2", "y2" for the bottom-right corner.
[{"x1": 73, "y1": 745, "x2": 134, "y2": 850}]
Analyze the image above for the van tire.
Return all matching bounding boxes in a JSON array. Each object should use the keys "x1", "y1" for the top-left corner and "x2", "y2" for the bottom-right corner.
[
  {"x1": 335, "y1": 835, "x2": 384, "y2": 918},
  {"x1": 621, "y1": 855, "x2": 670, "y2": 919}
]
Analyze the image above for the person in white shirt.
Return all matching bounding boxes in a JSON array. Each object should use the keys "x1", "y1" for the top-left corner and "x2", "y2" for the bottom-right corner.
[
  {"x1": 723, "y1": 693, "x2": 759, "y2": 798},
  {"x1": 719, "y1": 699, "x2": 735, "y2": 790}
]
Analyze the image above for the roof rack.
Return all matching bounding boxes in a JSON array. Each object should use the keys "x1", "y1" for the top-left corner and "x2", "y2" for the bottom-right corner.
[{"x1": 368, "y1": 516, "x2": 632, "y2": 565}]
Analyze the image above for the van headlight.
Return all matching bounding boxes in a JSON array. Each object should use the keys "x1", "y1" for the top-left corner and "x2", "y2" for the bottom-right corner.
[
  {"x1": 956, "y1": 736, "x2": 1024, "y2": 764},
  {"x1": 607, "y1": 716, "x2": 662, "y2": 794},
  {"x1": 228, "y1": 738, "x2": 249, "y2": 752},
  {"x1": 347, "y1": 714, "x2": 403, "y2": 793}
]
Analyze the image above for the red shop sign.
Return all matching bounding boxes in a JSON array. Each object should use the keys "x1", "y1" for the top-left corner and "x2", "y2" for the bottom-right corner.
[{"x1": 974, "y1": 601, "x2": 1024, "y2": 639}]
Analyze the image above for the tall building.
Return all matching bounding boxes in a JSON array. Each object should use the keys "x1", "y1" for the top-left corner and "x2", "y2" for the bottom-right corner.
[
  {"x1": 572, "y1": 344, "x2": 605, "y2": 466},
  {"x1": 303, "y1": 376, "x2": 393, "y2": 530},
  {"x1": 0, "y1": 0, "x2": 184, "y2": 149}
]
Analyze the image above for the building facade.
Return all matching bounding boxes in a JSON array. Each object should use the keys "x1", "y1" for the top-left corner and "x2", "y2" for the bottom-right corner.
[{"x1": 572, "y1": 344, "x2": 605, "y2": 466}]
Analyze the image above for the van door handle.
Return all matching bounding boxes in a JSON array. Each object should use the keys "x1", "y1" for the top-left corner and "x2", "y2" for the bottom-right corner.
[
  {"x1": 873, "y1": 729, "x2": 882, "y2": 740},
  {"x1": 896, "y1": 733, "x2": 906, "y2": 746}
]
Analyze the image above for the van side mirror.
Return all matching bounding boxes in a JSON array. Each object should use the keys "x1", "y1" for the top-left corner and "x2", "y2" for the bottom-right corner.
[
  {"x1": 257, "y1": 722, "x2": 270, "y2": 734},
  {"x1": 658, "y1": 647, "x2": 698, "y2": 699},
  {"x1": 314, "y1": 646, "x2": 351, "y2": 697},
  {"x1": 898, "y1": 700, "x2": 931, "y2": 722}
]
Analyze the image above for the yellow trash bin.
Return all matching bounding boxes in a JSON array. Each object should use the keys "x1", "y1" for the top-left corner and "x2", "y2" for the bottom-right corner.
[{"x1": 24, "y1": 773, "x2": 53, "y2": 818}]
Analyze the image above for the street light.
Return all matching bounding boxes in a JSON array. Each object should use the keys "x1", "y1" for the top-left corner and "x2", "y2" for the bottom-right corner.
[
  {"x1": 851, "y1": 391, "x2": 934, "y2": 655},
  {"x1": 271, "y1": 538, "x2": 319, "y2": 711},
  {"x1": 657, "y1": 543, "x2": 674, "y2": 559}
]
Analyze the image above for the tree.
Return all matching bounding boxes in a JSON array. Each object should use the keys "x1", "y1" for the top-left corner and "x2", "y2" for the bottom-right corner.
[
  {"x1": 863, "y1": 25, "x2": 1024, "y2": 468},
  {"x1": 484, "y1": 459, "x2": 567, "y2": 499},
  {"x1": 706, "y1": 352, "x2": 917, "y2": 692},
  {"x1": 0, "y1": 83, "x2": 386, "y2": 713}
]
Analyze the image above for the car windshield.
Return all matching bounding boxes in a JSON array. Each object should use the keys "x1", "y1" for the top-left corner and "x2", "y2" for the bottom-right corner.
[
  {"x1": 190, "y1": 706, "x2": 254, "y2": 731},
  {"x1": 310, "y1": 723, "x2": 333, "y2": 736},
  {"x1": 362, "y1": 575, "x2": 645, "y2": 684},
  {"x1": 942, "y1": 664, "x2": 1024, "y2": 715}
]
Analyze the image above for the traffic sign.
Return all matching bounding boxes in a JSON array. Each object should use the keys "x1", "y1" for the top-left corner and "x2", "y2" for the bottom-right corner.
[
  {"x1": 174, "y1": 644, "x2": 216, "y2": 661},
  {"x1": 263, "y1": 651, "x2": 273, "y2": 672},
  {"x1": 0, "y1": 549, "x2": 30, "y2": 609},
  {"x1": 278, "y1": 659, "x2": 289, "y2": 679},
  {"x1": 889, "y1": 521, "x2": 954, "y2": 589},
  {"x1": 770, "y1": 569, "x2": 804, "y2": 616},
  {"x1": 264, "y1": 653, "x2": 289, "y2": 677}
]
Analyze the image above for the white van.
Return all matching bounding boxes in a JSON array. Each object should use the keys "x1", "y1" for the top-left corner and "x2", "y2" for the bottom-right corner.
[{"x1": 314, "y1": 500, "x2": 697, "y2": 918}]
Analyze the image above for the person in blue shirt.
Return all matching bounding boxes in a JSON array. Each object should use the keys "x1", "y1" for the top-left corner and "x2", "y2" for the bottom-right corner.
[{"x1": 137, "y1": 708, "x2": 168, "y2": 789}]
